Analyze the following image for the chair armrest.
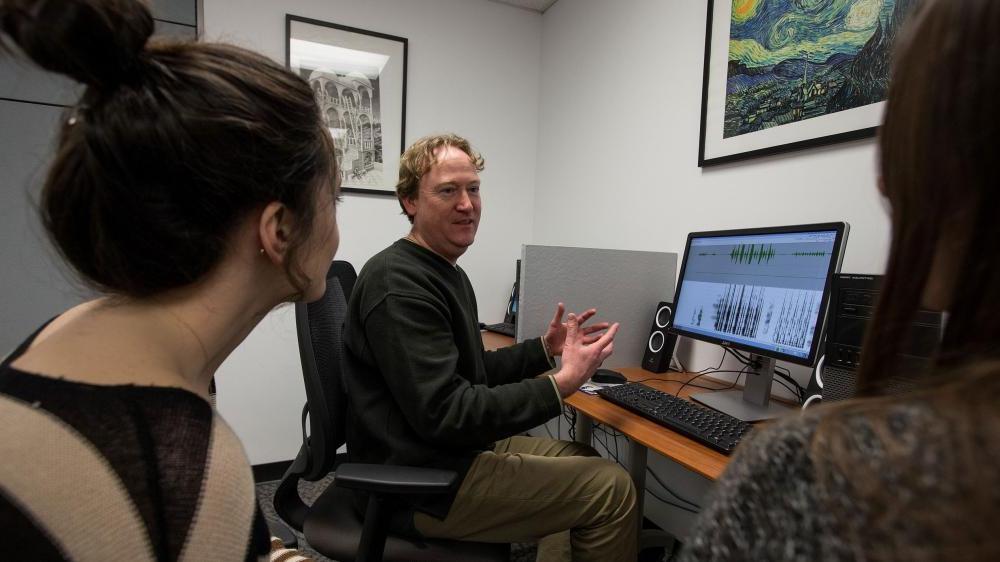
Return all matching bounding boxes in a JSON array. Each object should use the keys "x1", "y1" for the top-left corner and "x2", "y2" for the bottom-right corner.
[{"x1": 334, "y1": 463, "x2": 458, "y2": 495}]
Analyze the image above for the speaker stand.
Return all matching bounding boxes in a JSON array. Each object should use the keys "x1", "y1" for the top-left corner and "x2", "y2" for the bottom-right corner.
[{"x1": 691, "y1": 355, "x2": 792, "y2": 422}]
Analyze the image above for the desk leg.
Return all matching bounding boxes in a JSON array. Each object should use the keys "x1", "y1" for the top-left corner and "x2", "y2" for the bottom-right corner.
[
  {"x1": 628, "y1": 439, "x2": 647, "y2": 536},
  {"x1": 574, "y1": 410, "x2": 592, "y2": 446},
  {"x1": 628, "y1": 439, "x2": 677, "y2": 552}
]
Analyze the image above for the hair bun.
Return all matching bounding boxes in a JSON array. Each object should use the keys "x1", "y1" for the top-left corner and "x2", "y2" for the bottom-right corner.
[{"x1": 0, "y1": 0, "x2": 154, "y2": 89}]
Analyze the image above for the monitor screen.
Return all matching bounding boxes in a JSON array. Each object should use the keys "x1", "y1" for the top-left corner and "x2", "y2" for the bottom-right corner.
[{"x1": 670, "y1": 223, "x2": 848, "y2": 366}]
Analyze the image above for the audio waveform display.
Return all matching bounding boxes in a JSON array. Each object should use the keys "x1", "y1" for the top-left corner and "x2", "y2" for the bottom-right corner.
[
  {"x1": 697, "y1": 244, "x2": 830, "y2": 265},
  {"x1": 731, "y1": 243, "x2": 775, "y2": 264},
  {"x1": 699, "y1": 244, "x2": 775, "y2": 264},
  {"x1": 712, "y1": 284, "x2": 766, "y2": 338},
  {"x1": 772, "y1": 290, "x2": 820, "y2": 348}
]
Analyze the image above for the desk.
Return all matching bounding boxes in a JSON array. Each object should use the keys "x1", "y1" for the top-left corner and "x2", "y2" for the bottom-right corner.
[
  {"x1": 483, "y1": 332, "x2": 744, "y2": 548},
  {"x1": 482, "y1": 331, "x2": 731, "y2": 479}
]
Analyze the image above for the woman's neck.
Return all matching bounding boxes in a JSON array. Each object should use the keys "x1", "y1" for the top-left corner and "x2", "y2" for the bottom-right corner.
[{"x1": 11, "y1": 267, "x2": 280, "y2": 399}]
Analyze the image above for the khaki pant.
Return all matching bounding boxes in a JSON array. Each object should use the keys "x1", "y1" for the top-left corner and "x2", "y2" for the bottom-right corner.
[{"x1": 414, "y1": 436, "x2": 638, "y2": 562}]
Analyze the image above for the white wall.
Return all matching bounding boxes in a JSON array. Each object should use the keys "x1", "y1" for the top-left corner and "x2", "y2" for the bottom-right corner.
[
  {"x1": 203, "y1": 0, "x2": 543, "y2": 464},
  {"x1": 536, "y1": 0, "x2": 890, "y2": 379},
  {"x1": 534, "y1": 0, "x2": 892, "y2": 537}
]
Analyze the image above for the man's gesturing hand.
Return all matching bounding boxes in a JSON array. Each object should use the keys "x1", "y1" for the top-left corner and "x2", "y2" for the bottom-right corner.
[
  {"x1": 542, "y1": 303, "x2": 612, "y2": 356},
  {"x1": 552, "y1": 313, "x2": 619, "y2": 398}
]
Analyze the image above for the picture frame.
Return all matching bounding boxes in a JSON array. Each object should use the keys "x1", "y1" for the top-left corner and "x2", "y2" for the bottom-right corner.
[
  {"x1": 698, "y1": 0, "x2": 920, "y2": 167},
  {"x1": 286, "y1": 15, "x2": 408, "y2": 195}
]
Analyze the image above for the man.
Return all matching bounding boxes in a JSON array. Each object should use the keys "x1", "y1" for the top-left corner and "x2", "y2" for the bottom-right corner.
[{"x1": 342, "y1": 134, "x2": 637, "y2": 561}]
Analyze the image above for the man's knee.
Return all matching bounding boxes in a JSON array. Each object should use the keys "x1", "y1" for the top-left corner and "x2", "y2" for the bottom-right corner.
[
  {"x1": 565, "y1": 441, "x2": 601, "y2": 458},
  {"x1": 580, "y1": 459, "x2": 637, "y2": 515},
  {"x1": 603, "y1": 461, "x2": 637, "y2": 510}
]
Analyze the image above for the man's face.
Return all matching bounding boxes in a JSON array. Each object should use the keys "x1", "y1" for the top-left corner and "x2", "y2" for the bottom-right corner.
[{"x1": 403, "y1": 146, "x2": 481, "y2": 263}]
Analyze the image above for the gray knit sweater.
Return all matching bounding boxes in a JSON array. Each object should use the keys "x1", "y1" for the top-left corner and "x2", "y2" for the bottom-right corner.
[{"x1": 680, "y1": 398, "x2": 1000, "y2": 561}]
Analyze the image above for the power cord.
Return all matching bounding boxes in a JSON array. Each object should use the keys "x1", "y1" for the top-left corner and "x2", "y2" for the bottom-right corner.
[
  {"x1": 724, "y1": 348, "x2": 805, "y2": 404},
  {"x1": 589, "y1": 421, "x2": 701, "y2": 514},
  {"x1": 645, "y1": 465, "x2": 700, "y2": 510},
  {"x1": 673, "y1": 366, "x2": 747, "y2": 398}
]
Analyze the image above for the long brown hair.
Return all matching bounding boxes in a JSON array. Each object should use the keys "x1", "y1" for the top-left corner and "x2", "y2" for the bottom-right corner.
[
  {"x1": 809, "y1": 0, "x2": 1000, "y2": 557},
  {"x1": 861, "y1": 0, "x2": 1000, "y2": 391},
  {"x1": 0, "y1": 0, "x2": 338, "y2": 297}
]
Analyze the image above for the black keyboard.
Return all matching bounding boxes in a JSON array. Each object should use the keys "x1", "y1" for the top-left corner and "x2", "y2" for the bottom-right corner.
[
  {"x1": 597, "y1": 383, "x2": 752, "y2": 455},
  {"x1": 482, "y1": 322, "x2": 515, "y2": 337}
]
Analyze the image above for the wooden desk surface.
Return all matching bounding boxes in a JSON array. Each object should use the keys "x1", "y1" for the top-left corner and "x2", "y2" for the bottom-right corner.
[
  {"x1": 565, "y1": 367, "x2": 732, "y2": 481},
  {"x1": 482, "y1": 331, "x2": 731, "y2": 481}
]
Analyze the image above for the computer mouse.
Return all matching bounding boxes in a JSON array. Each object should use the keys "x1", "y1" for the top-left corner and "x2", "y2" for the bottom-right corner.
[{"x1": 591, "y1": 368, "x2": 627, "y2": 384}]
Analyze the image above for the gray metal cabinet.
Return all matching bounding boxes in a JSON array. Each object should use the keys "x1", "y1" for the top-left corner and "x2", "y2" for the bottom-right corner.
[{"x1": 0, "y1": 0, "x2": 197, "y2": 353}]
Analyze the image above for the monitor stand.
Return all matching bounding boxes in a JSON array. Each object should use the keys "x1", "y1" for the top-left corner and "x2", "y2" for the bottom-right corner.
[{"x1": 691, "y1": 355, "x2": 792, "y2": 422}]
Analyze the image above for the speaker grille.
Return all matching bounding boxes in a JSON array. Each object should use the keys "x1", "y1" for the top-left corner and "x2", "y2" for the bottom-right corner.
[
  {"x1": 822, "y1": 366, "x2": 858, "y2": 401},
  {"x1": 655, "y1": 305, "x2": 672, "y2": 328},
  {"x1": 648, "y1": 331, "x2": 665, "y2": 353}
]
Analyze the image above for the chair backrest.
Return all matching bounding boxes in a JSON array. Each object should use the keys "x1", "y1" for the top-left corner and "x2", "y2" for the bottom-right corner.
[{"x1": 294, "y1": 260, "x2": 357, "y2": 481}]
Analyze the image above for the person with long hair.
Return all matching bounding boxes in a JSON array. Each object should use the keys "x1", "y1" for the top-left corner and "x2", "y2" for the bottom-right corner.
[
  {"x1": 0, "y1": 0, "x2": 340, "y2": 559},
  {"x1": 679, "y1": 0, "x2": 1000, "y2": 559}
]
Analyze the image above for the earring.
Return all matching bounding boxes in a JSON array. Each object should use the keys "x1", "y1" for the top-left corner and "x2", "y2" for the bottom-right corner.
[{"x1": 259, "y1": 248, "x2": 265, "y2": 256}]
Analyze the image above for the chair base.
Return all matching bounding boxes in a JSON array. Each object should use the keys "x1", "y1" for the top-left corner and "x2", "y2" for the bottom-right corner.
[
  {"x1": 303, "y1": 486, "x2": 509, "y2": 562},
  {"x1": 267, "y1": 518, "x2": 299, "y2": 549}
]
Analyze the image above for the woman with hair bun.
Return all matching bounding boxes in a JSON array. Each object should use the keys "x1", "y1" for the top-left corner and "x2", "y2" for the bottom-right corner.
[{"x1": 0, "y1": 0, "x2": 340, "y2": 559}]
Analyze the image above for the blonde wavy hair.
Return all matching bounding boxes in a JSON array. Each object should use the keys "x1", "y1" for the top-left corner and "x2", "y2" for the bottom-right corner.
[{"x1": 395, "y1": 133, "x2": 485, "y2": 223}]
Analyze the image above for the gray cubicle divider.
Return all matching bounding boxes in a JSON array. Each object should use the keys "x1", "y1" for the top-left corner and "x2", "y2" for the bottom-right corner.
[
  {"x1": 517, "y1": 245, "x2": 678, "y2": 369},
  {"x1": 0, "y1": 0, "x2": 197, "y2": 354}
]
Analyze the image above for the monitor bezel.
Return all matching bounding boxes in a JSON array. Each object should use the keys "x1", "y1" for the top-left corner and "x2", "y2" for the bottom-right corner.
[{"x1": 668, "y1": 222, "x2": 848, "y2": 367}]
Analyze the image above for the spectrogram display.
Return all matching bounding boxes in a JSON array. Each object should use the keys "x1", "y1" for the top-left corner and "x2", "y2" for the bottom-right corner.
[{"x1": 674, "y1": 230, "x2": 836, "y2": 359}]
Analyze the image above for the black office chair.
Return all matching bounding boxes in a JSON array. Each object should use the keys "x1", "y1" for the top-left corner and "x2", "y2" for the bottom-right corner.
[{"x1": 273, "y1": 260, "x2": 510, "y2": 562}]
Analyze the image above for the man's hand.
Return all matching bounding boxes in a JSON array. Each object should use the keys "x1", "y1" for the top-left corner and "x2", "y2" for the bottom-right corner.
[
  {"x1": 542, "y1": 302, "x2": 611, "y2": 357},
  {"x1": 552, "y1": 313, "x2": 619, "y2": 398}
]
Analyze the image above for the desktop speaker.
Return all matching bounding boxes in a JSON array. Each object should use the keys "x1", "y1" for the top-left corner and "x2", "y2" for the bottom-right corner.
[
  {"x1": 802, "y1": 353, "x2": 861, "y2": 409},
  {"x1": 802, "y1": 354, "x2": 824, "y2": 409},
  {"x1": 642, "y1": 301, "x2": 677, "y2": 373}
]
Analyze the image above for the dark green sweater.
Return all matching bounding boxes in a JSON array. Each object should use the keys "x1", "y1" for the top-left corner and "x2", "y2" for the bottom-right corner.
[{"x1": 342, "y1": 239, "x2": 562, "y2": 527}]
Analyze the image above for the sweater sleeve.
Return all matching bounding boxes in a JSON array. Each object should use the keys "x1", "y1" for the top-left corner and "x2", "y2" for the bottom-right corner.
[
  {"x1": 481, "y1": 337, "x2": 553, "y2": 386},
  {"x1": 678, "y1": 417, "x2": 825, "y2": 562},
  {"x1": 0, "y1": 492, "x2": 68, "y2": 560},
  {"x1": 363, "y1": 293, "x2": 562, "y2": 448}
]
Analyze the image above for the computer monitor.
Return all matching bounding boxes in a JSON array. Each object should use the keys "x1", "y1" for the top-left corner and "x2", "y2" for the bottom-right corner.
[
  {"x1": 670, "y1": 222, "x2": 849, "y2": 421},
  {"x1": 504, "y1": 259, "x2": 521, "y2": 325}
]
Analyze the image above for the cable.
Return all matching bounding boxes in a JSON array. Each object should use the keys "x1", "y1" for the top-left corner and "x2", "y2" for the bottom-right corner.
[
  {"x1": 771, "y1": 377, "x2": 803, "y2": 404},
  {"x1": 556, "y1": 405, "x2": 562, "y2": 440},
  {"x1": 724, "y1": 348, "x2": 806, "y2": 403},
  {"x1": 645, "y1": 487, "x2": 700, "y2": 514},
  {"x1": 670, "y1": 354, "x2": 686, "y2": 373},
  {"x1": 693, "y1": 348, "x2": 729, "y2": 374},
  {"x1": 629, "y1": 372, "x2": 742, "y2": 391},
  {"x1": 666, "y1": 347, "x2": 730, "y2": 376},
  {"x1": 562, "y1": 406, "x2": 576, "y2": 441},
  {"x1": 589, "y1": 422, "x2": 699, "y2": 514},
  {"x1": 727, "y1": 348, "x2": 752, "y2": 363},
  {"x1": 674, "y1": 366, "x2": 746, "y2": 398},
  {"x1": 646, "y1": 466, "x2": 700, "y2": 509},
  {"x1": 591, "y1": 425, "x2": 613, "y2": 462}
]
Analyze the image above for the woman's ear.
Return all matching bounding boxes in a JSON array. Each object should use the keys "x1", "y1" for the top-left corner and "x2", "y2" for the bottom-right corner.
[{"x1": 258, "y1": 201, "x2": 291, "y2": 263}]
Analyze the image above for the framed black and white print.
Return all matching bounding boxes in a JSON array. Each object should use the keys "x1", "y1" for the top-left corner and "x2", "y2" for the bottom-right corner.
[
  {"x1": 698, "y1": 0, "x2": 921, "y2": 167},
  {"x1": 286, "y1": 15, "x2": 408, "y2": 195}
]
